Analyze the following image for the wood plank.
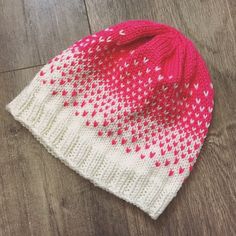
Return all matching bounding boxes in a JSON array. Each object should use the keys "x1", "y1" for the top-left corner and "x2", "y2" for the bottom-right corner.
[
  {"x1": 0, "y1": 0, "x2": 90, "y2": 73},
  {"x1": 227, "y1": 0, "x2": 236, "y2": 33},
  {"x1": 85, "y1": 0, "x2": 236, "y2": 235}
]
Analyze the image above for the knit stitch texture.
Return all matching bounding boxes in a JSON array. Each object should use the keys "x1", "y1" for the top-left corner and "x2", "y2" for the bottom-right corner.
[{"x1": 6, "y1": 20, "x2": 214, "y2": 219}]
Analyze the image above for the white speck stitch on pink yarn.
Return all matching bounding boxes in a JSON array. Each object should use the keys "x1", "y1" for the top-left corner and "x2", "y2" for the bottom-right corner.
[{"x1": 6, "y1": 20, "x2": 214, "y2": 219}]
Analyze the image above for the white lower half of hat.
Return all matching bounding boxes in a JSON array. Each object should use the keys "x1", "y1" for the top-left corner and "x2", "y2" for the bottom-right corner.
[{"x1": 6, "y1": 79, "x2": 188, "y2": 220}]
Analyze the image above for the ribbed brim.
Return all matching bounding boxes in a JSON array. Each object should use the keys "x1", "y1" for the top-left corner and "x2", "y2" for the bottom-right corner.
[{"x1": 6, "y1": 78, "x2": 183, "y2": 219}]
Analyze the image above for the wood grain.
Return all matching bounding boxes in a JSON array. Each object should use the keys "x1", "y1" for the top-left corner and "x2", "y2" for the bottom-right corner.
[
  {"x1": 0, "y1": 0, "x2": 236, "y2": 235},
  {"x1": 0, "y1": 0, "x2": 90, "y2": 73}
]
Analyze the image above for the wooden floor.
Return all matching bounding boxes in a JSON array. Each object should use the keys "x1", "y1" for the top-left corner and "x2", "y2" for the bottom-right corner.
[{"x1": 0, "y1": 0, "x2": 235, "y2": 235}]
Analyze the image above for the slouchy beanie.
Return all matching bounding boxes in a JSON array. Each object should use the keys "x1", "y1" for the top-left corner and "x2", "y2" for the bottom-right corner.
[{"x1": 6, "y1": 20, "x2": 214, "y2": 219}]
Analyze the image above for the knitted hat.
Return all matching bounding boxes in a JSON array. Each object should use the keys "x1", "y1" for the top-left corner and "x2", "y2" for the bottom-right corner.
[{"x1": 6, "y1": 20, "x2": 214, "y2": 219}]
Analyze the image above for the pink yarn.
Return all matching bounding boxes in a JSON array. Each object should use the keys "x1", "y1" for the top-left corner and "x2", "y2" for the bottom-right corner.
[{"x1": 40, "y1": 20, "x2": 214, "y2": 177}]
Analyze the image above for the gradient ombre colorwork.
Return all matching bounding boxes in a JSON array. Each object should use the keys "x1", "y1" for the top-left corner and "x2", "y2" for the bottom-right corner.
[{"x1": 7, "y1": 20, "x2": 214, "y2": 219}]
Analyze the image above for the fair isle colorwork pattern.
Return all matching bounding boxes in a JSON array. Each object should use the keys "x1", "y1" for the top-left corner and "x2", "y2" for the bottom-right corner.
[{"x1": 6, "y1": 20, "x2": 214, "y2": 219}]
